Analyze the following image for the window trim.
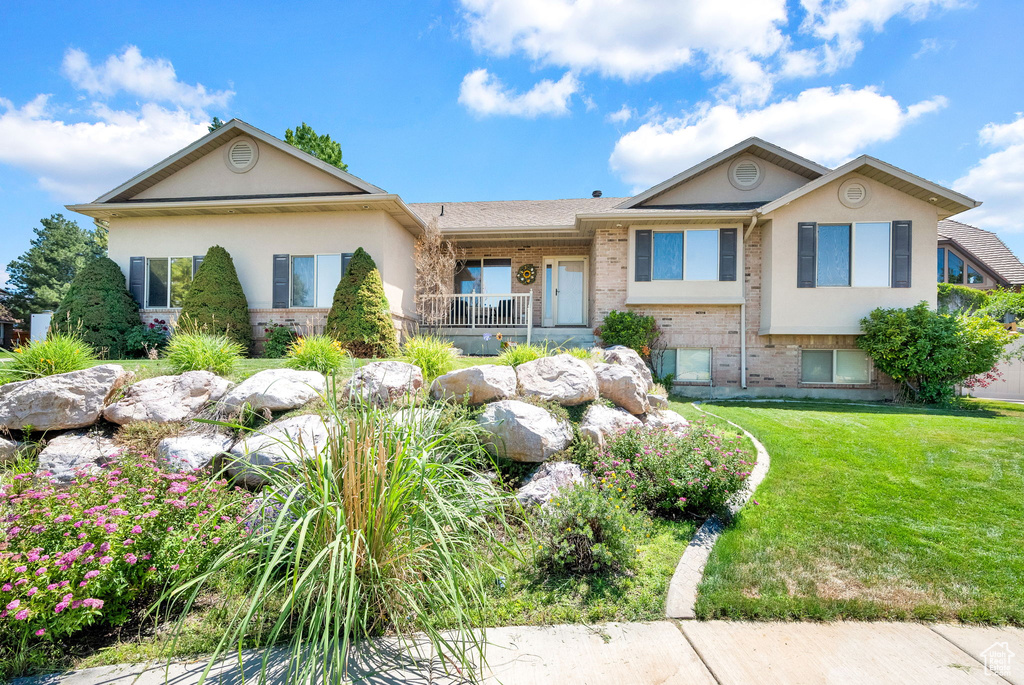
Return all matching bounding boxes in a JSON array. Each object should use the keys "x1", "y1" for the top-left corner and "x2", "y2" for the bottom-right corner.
[
  {"x1": 815, "y1": 221, "x2": 893, "y2": 288},
  {"x1": 800, "y1": 349, "x2": 872, "y2": 385},
  {"x1": 454, "y1": 258, "x2": 514, "y2": 295},
  {"x1": 937, "y1": 245, "x2": 985, "y2": 285},
  {"x1": 651, "y1": 229, "x2": 720, "y2": 281},
  {"x1": 289, "y1": 253, "x2": 349, "y2": 308},
  {"x1": 144, "y1": 256, "x2": 194, "y2": 310}
]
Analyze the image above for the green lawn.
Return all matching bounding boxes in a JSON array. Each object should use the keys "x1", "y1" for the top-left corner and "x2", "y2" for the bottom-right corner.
[{"x1": 672, "y1": 398, "x2": 1024, "y2": 624}]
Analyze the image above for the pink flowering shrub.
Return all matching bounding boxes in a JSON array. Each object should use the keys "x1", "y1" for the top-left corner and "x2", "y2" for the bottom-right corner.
[
  {"x1": 0, "y1": 454, "x2": 253, "y2": 648},
  {"x1": 589, "y1": 420, "x2": 754, "y2": 517}
]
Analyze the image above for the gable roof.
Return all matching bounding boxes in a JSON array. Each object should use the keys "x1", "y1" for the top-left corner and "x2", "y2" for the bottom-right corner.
[
  {"x1": 759, "y1": 155, "x2": 980, "y2": 219},
  {"x1": 938, "y1": 219, "x2": 1024, "y2": 286},
  {"x1": 617, "y1": 137, "x2": 831, "y2": 209},
  {"x1": 93, "y1": 119, "x2": 386, "y2": 203}
]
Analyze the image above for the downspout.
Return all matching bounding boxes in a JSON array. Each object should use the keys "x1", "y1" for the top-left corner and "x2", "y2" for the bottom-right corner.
[{"x1": 741, "y1": 214, "x2": 758, "y2": 390}]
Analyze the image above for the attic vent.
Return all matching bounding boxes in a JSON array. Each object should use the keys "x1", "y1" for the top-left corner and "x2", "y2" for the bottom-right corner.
[
  {"x1": 224, "y1": 138, "x2": 259, "y2": 173},
  {"x1": 728, "y1": 157, "x2": 763, "y2": 190},
  {"x1": 839, "y1": 179, "x2": 870, "y2": 208}
]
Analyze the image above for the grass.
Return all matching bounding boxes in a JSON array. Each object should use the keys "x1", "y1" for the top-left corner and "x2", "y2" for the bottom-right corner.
[{"x1": 676, "y1": 397, "x2": 1024, "y2": 624}]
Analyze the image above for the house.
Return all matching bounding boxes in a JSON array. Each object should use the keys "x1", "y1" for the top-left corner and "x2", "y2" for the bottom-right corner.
[
  {"x1": 937, "y1": 219, "x2": 1024, "y2": 290},
  {"x1": 68, "y1": 119, "x2": 983, "y2": 399}
]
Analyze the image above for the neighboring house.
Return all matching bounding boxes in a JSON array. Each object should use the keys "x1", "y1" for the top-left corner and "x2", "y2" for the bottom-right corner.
[
  {"x1": 937, "y1": 219, "x2": 1024, "y2": 290},
  {"x1": 0, "y1": 293, "x2": 17, "y2": 350},
  {"x1": 69, "y1": 119, "x2": 982, "y2": 399}
]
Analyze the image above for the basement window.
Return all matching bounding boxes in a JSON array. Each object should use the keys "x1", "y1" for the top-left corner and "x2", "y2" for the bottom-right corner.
[{"x1": 801, "y1": 349, "x2": 870, "y2": 384}]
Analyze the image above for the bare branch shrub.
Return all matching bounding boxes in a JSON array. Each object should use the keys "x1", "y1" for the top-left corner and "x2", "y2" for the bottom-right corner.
[{"x1": 414, "y1": 217, "x2": 463, "y2": 329}]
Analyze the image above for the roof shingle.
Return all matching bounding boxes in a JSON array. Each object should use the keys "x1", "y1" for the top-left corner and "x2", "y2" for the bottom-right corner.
[
  {"x1": 409, "y1": 197, "x2": 627, "y2": 229},
  {"x1": 938, "y1": 219, "x2": 1024, "y2": 286}
]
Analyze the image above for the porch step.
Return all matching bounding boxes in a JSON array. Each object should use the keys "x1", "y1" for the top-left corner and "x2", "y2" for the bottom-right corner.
[{"x1": 438, "y1": 327, "x2": 594, "y2": 356}]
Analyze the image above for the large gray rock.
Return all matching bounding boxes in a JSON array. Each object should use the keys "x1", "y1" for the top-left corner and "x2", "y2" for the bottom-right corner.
[
  {"x1": 104, "y1": 371, "x2": 232, "y2": 425},
  {"x1": 345, "y1": 361, "x2": 423, "y2": 405},
  {"x1": 37, "y1": 431, "x2": 119, "y2": 483},
  {"x1": 602, "y1": 346, "x2": 654, "y2": 392},
  {"x1": 476, "y1": 400, "x2": 572, "y2": 463},
  {"x1": 157, "y1": 433, "x2": 234, "y2": 472},
  {"x1": 430, "y1": 365, "x2": 516, "y2": 405},
  {"x1": 516, "y1": 354, "x2": 598, "y2": 406},
  {"x1": 643, "y1": 409, "x2": 690, "y2": 436},
  {"x1": 0, "y1": 364, "x2": 129, "y2": 431},
  {"x1": 648, "y1": 393, "x2": 669, "y2": 410},
  {"x1": 0, "y1": 437, "x2": 21, "y2": 466},
  {"x1": 594, "y1": 363, "x2": 650, "y2": 415},
  {"x1": 578, "y1": 404, "x2": 643, "y2": 448},
  {"x1": 227, "y1": 414, "x2": 331, "y2": 488},
  {"x1": 516, "y1": 461, "x2": 588, "y2": 507},
  {"x1": 220, "y1": 369, "x2": 326, "y2": 414}
]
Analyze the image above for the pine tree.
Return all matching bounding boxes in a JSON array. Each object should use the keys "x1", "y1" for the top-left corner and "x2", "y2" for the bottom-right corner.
[
  {"x1": 178, "y1": 246, "x2": 253, "y2": 352},
  {"x1": 52, "y1": 257, "x2": 140, "y2": 358},
  {"x1": 284, "y1": 122, "x2": 348, "y2": 171},
  {"x1": 325, "y1": 248, "x2": 398, "y2": 358}
]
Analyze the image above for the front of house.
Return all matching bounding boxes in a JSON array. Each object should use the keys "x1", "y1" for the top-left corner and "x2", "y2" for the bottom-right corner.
[{"x1": 68, "y1": 120, "x2": 982, "y2": 399}]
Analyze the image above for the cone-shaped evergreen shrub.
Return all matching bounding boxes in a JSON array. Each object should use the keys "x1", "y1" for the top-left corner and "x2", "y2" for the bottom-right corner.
[
  {"x1": 179, "y1": 245, "x2": 253, "y2": 352},
  {"x1": 52, "y1": 256, "x2": 140, "y2": 358},
  {"x1": 324, "y1": 247, "x2": 399, "y2": 357}
]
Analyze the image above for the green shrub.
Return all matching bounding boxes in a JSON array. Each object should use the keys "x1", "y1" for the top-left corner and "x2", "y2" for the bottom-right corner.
[
  {"x1": 979, "y1": 287, "x2": 1024, "y2": 323},
  {"x1": 859, "y1": 302, "x2": 1014, "y2": 404},
  {"x1": 261, "y1": 322, "x2": 297, "y2": 358},
  {"x1": 284, "y1": 334, "x2": 349, "y2": 375},
  {"x1": 324, "y1": 247, "x2": 399, "y2": 358},
  {"x1": 165, "y1": 331, "x2": 243, "y2": 376},
  {"x1": 0, "y1": 333, "x2": 97, "y2": 383},
  {"x1": 0, "y1": 455, "x2": 252, "y2": 676},
  {"x1": 592, "y1": 420, "x2": 754, "y2": 517},
  {"x1": 124, "y1": 319, "x2": 171, "y2": 358},
  {"x1": 50, "y1": 256, "x2": 140, "y2": 359},
  {"x1": 537, "y1": 483, "x2": 643, "y2": 575},
  {"x1": 402, "y1": 334, "x2": 456, "y2": 381},
  {"x1": 178, "y1": 246, "x2": 252, "y2": 352},
  {"x1": 937, "y1": 283, "x2": 990, "y2": 314},
  {"x1": 496, "y1": 342, "x2": 549, "y2": 367},
  {"x1": 595, "y1": 310, "x2": 659, "y2": 358}
]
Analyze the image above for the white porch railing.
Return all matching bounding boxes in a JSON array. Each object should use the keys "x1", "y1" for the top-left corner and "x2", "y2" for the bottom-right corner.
[{"x1": 422, "y1": 292, "x2": 533, "y2": 341}]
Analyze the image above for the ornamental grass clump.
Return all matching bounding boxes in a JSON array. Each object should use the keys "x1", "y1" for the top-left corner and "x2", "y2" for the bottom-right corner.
[
  {"x1": 0, "y1": 455, "x2": 252, "y2": 677},
  {"x1": 495, "y1": 342, "x2": 549, "y2": 367},
  {"x1": 592, "y1": 420, "x2": 754, "y2": 517},
  {"x1": 0, "y1": 333, "x2": 97, "y2": 384},
  {"x1": 402, "y1": 334, "x2": 456, "y2": 381},
  {"x1": 284, "y1": 334, "x2": 349, "y2": 375},
  {"x1": 165, "y1": 331, "x2": 244, "y2": 376},
  {"x1": 165, "y1": 389, "x2": 514, "y2": 684}
]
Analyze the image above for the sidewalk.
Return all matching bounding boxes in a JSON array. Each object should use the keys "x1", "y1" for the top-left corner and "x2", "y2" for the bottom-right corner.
[{"x1": 15, "y1": 620, "x2": 1024, "y2": 685}]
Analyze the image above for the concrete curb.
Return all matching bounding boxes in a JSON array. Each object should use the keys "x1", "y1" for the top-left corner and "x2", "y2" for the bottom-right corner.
[{"x1": 664, "y1": 402, "x2": 771, "y2": 620}]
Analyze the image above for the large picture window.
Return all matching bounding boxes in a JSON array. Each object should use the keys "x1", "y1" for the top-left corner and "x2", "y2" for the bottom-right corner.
[
  {"x1": 652, "y1": 229, "x2": 719, "y2": 281},
  {"x1": 146, "y1": 257, "x2": 194, "y2": 308},
  {"x1": 290, "y1": 253, "x2": 351, "y2": 307},
  {"x1": 801, "y1": 349, "x2": 870, "y2": 384},
  {"x1": 815, "y1": 222, "x2": 893, "y2": 288},
  {"x1": 454, "y1": 259, "x2": 512, "y2": 294}
]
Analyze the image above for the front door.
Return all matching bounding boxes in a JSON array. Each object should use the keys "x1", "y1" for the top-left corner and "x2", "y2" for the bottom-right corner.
[{"x1": 543, "y1": 257, "x2": 588, "y2": 327}]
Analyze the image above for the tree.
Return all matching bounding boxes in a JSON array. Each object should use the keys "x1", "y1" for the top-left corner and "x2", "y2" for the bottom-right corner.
[
  {"x1": 5, "y1": 214, "x2": 105, "y2": 322},
  {"x1": 284, "y1": 122, "x2": 348, "y2": 171},
  {"x1": 324, "y1": 248, "x2": 398, "y2": 358},
  {"x1": 208, "y1": 117, "x2": 226, "y2": 132},
  {"x1": 414, "y1": 218, "x2": 462, "y2": 328},
  {"x1": 179, "y1": 246, "x2": 253, "y2": 352},
  {"x1": 51, "y1": 256, "x2": 140, "y2": 358}
]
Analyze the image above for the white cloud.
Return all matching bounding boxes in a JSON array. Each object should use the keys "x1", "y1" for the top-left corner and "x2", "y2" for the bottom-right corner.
[
  {"x1": 609, "y1": 86, "x2": 947, "y2": 188},
  {"x1": 62, "y1": 46, "x2": 232, "y2": 116},
  {"x1": 458, "y1": 69, "x2": 579, "y2": 117},
  {"x1": 606, "y1": 105, "x2": 635, "y2": 125},
  {"x1": 954, "y1": 116, "x2": 1024, "y2": 233}
]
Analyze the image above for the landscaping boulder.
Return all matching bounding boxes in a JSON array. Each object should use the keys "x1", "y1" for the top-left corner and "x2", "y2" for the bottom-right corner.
[
  {"x1": 643, "y1": 409, "x2": 690, "y2": 436},
  {"x1": 602, "y1": 345, "x2": 654, "y2": 391},
  {"x1": 516, "y1": 354, "x2": 598, "y2": 406},
  {"x1": 648, "y1": 394, "x2": 669, "y2": 410},
  {"x1": 430, "y1": 365, "x2": 516, "y2": 405},
  {"x1": 220, "y1": 369, "x2": 326, "y2": 414},
  {"x1": 37, "y1": 431, "x2": 119, "y2": 484},
  {"x1": 345, "y1": 361, "x2": 423, "y2": 405},
  {"x1": 227, "y1": 414, "x2": 331, "y2": 488},
  {"x1": 157, "y1": 432, "x2": 234, "y2": 472},
  {"x1": 104, "y1": 371, "x2": 232, "y2": 425},
  {"x1": 516, "y1": 461, "x2": 588, "y2": 507},
  {"x1": 0, "y1": 364, "x2": 129, "y2": 431},
  {"x1": 593, "y1": 363, "x2": 649, "y2": 415},
  {"x1": 476, "y1": 399, "x2": 572, "y2": 462},
  {"x1": 0, "y1": 437, "x2": 20, "y2": 466},
  {"x1": 578, "y1": 404, "x2": 643, "y2": 448}
]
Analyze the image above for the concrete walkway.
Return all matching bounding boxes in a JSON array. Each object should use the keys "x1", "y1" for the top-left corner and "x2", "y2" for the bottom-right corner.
[{"x1": 15, "y1": 621, "x2": 1024, "y2": 685}]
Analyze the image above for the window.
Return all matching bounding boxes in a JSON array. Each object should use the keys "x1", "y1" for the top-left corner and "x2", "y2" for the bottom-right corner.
[
  {"x1": 454, "y1": 259, "x2": 512, "y2": 294},
  {"x1": 816, "y1": 224, "x2": 851, "y2": 286},
  {"x1": 815, "y1": 222, "x2": 893, "y2": 287},
  {"x1": 146, "y1": 257, "x2": 194, "y2": 308},
  {"x1": 290, "y1": 253, "x2": 348, "y2": 307},
  {"x1": 801, "y1": 349, "x2": 870, "y2": 384},
  {"x1": 947, "y1": 252, "x2": 964, "y2": 284},
  {"x1": 675, "y1": 348, "x2": 712, "y2": 382},
  {"x1": 937, "y1": 248, "x2": 946, "y2": 283},
  {"x1": 937, "y1": 248, "x2": 983, "y2": 285},
  {"x1": 652, "y1": 230, "x2": 719, "y2": 281},
  {"x1": 966, "y1": 264, "x2": 984, "y2": 284}
]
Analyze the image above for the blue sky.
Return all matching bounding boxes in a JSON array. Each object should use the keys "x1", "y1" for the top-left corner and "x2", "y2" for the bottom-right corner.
[{"x1": 1, "y1": 0, "x2": 1023, "y2": 280}]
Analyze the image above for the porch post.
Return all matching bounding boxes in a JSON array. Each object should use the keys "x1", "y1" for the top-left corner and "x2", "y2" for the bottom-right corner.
[
  {"x1": 526, "y1": 290, "x2": 533, "y2": 345},
  {"x1": 470, "y1": 295, "x2": 476, "y2": 329}
]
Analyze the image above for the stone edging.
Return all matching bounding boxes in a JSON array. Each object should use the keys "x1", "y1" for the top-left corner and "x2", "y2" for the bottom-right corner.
[{"x1": 664, "y1": 402, "x2": 771, "y2": 620}]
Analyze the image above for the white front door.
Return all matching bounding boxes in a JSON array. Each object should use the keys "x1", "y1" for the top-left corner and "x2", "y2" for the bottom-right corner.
[{"x1": 543, "y1": 257, "x2": 588, "y2": 327}]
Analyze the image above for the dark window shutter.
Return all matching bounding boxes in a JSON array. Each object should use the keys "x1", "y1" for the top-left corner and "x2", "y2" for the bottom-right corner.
[
  {"x1": 891, "y1": 220, "x2": 912, "y2": 288},
  {"x1": 341, "y1": 252, "x2": 354, "y2": 276},
  {"x1": 273, "y1": 254, "x2": 290, "y2": 308},
  {"x1": 635, "y1": 230, "x2": 652, "y2": 282},
  {"x1": 192, "y1": 255, "x2": 204, "y2": 277},
  {"x1": 797, "y1": 222, "x2": 817, "y2": 288},
  {"x1": 129, "y1": 257, "x2": 145, "y2": 307},
  {"x1": 719, "y1": 228, "x2": 737, "y2": 281}
]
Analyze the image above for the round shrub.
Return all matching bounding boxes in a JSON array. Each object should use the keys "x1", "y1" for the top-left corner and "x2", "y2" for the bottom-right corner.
[
  {"x1": 402, "y1": 334, "x2": 455, "y2": 381},
  {"x1": 124, "y1": 319, "x2": 171, "y2": 359},
  {"x1": 594, "y1": 310, "x2": 658, "y2": 357},
  {"x1": 51, "y1": 257, "x2": 140, "y2": 359},
  {"x1": 261, "y1": 322, "x2": 297, "y2": 358},
  {"x1": 324, "y1": 248, "x2": 398, "y2": 358},
  {"x1": 165, "y1": 331, "x2": 243, "y2": 376},
  {"x1": 0, "y1": 334, "x2": 97, "y2": 383},
  {"x1": 178, "y1": 246, "x2": 252, "y2": 353},
  {"x1": 285, "y1": 334, "x2": 348, "y2": 375}
]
